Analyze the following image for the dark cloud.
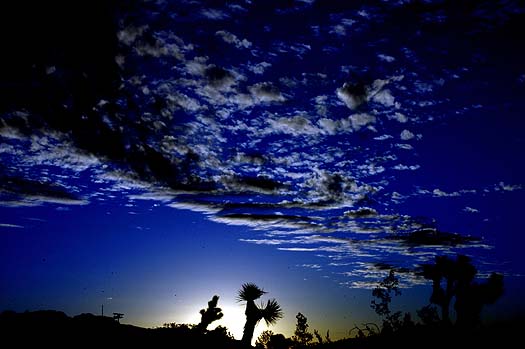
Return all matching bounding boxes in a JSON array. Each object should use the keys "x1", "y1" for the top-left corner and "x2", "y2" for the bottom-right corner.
[
  {"x1": 373, "y1": 262, "x2": 410, "y2": 274},
  {"x1": 390, "y1": 228, "x2": 481, "y2": 247},
  {"x1": 0, "y1": 174, "x2": 85, "y2": 206},
  {"x1": 225, "y1": 175, "x2": 287, "y2": 193},
  {"x1": 204, "y1": 65, "x2": 236, "y2": 88},
  {"x1": 220, "y1": 213, "x2": 305, "y2": 222},
  {"x1": 344, "y1": 207, "x2": 379, "y2": 218},
  {"x1": 336, "y1": 82, "x2": 368, "y2": 110},
  {"x1": 0, "y1": 1, "x2": 119, "y2": 114}
]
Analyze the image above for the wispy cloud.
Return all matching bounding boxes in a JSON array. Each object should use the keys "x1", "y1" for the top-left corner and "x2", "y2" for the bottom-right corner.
[{"x1": 0, "y1": 223, "x2": 24, "y2": 229}]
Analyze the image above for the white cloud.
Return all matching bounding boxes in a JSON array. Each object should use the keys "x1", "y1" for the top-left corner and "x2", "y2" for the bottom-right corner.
[
  {"x1": 391, "y1": 192, "x2": 406, "y2": 201},
  {"x1": 463, "y1": 206, "x2": 479, "y2": 213},
  {"x1": 358, "y1": 163, "x2": 385, "y2": 176},
  {"x1": 372, "y1": 89, "x2": 395, "y2": 107},
  {"x1": 128, "y1": 191, "x2": 175, "y2": 202},
  {"x1": 349, "y1": 113, "x2": 376, "y2": 130},
  {"x1": 498, "y1": 182, "x2": 522, "y2": 192},
  {"x1": 390, "y1": 112, "x2": 408, "y2": 123},
  {"x1": 201, "y1": 9, "x2": 229, "y2": 20},
  {"x1": 2, "y1": 130, "x2": 100, "y2": 172},
  {"x1": 248, "y1": 82, "x2": 285, "y2": 103},
  {"x1": 317, "y1": 113, "x2": 375, "y2": 135},
  {"x1": 374, "y1": 134, "x2": 393, "y2": 141},
  {"x1": 0, "y1": 124, "x2": 26, "y2": 140},
  {"x1": 215, "y1": 30, "x2": 252, "y2": 49},
  {"x1": 330, "y1": 25, "x2": 347, "y2": 36},
  {"x1": 393, "y1": 164, "x2": 420, "y2": 171},
  {"x1": 267, "y1": 115, "x2": 319, "y2": 136},
  {"x1": 168, "y1": 202, "x2": 221, "y2": 215},
  {"x1": 432, "y1": 189, "x2": 460, "y2": 197},
  {"x1": 396, "y1": 143, "x2": 413, "y2": 150},
  {"x1": 400, "y1": 129, "x2": 415, "y2": 140},
  {"x1": 247, "y1": 61, "x2": 272, "y2": 75},
  {"x1": 300, "y1": 264, "x2": 322, "y2": 269},
  {"x1": 378, "y1": 54, "x2": 395, "y2": 62},
  {"x1": 117, "y1": 25, "x2": 148, "y2": 45}
]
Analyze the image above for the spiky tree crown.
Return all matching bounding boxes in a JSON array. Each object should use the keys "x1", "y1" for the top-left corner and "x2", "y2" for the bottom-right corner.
[
  {"x1": 260, "y1": 299, "x2": 283, "y2": 325},
  {"x1": 238, "y1": 283, "x2": 267, "y2": 302}
]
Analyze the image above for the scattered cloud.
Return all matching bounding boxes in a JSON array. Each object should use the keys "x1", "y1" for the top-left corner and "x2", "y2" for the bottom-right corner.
[
  {"x1": 463, "y1": 206, "x2": 479, "y2": 213},
  {"x1": 432, "y1": 189, "x2": 461, "y2": 197},
  {"x1": 216, "y1": 30, "x2": 252, "y2": 49},
  {"x1": 247, "y1": 62, "x2": 272, "y2": 75},
  {"x1": 497, "y1": 182, "x2": 522, "y2": 192},
  {"x1": 1, "y1": 0, "x2": 517, "y2": 291},
  {"x1": 336, "y1": 75, "x2": 403, "y2": 109},
  {"x1": 378, "y1": 54, "x2": 396, "y2": 62},
  {"x1": 393, "y1": 164, "x2": 420, "y2": 171},
  {"x1": 248, "y1": 82, "x2": 286, "y2": 103},
  {"x1": 349, "y1": 113, "x2": 376, "y2": 130},
  {"x1": 201, "y1": 9, "x2": 229, "y2": 20},
  {"x1": 267, "y1": 115, "x2": 319, "y2": 136},
  {"x1": 400, "y1": 129, "x2": 415, "y2": 140}
]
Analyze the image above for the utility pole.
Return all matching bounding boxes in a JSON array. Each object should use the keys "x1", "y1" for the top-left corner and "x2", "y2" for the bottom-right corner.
[{"x1": 101, "y1": 304, "x2": 104, "y2": 317}]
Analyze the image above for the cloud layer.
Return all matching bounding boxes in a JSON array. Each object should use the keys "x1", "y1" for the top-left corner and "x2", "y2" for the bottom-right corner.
[{"x1": 1, "y1": 0, "x2": 523, "y2": 288}]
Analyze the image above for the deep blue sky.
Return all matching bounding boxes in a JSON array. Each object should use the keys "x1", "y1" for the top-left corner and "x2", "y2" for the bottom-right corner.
[{"x1": 1, "y1": 0, "x2": 524, "y2": 340}]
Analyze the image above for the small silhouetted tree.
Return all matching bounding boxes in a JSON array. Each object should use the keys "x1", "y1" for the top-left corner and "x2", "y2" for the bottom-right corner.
[
  {"x1": 269, "y1": 334, "x2": 293, "y2": 349},
  {"x1": 238, "y1": 283, "x2": 283, "y2": 347},
  {"x1": 417, "y1": 305, "x2": 440, "y2": 326},
  {"x1": 313, "y1": 329, "x2": 323, "y2": 344},
  {"x1": 371, "y1": 270, "x2": 404, "y2": 333},
  {"x1": 292, "y1": 312, "x2": 313, "y2": 348},
  {"x1": 256, "y1": 330, "x2": 274, "y2": 349},
  {"x1": 325, "y1": 330, "x2": 331, "y2": 343},
  {"x1": 196, "y1": 295, "x2": 223, "y2": 332}
]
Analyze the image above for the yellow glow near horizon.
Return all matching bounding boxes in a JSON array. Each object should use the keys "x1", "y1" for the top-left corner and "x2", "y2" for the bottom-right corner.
[{"x1": 180, "y1": 302, "x2": 275, "y2": 344}]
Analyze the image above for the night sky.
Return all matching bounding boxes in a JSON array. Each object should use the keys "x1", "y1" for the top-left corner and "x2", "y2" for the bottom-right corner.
[{"x1": 1, "y1": 0, "x2": 524, "y2": 341}]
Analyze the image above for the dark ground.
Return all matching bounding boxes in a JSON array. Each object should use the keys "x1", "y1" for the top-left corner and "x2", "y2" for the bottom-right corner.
[{"x1": 1, "y1": 310, "x2": 522, "y2": 349}]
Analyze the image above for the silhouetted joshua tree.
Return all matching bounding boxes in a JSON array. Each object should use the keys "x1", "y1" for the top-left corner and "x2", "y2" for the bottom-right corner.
[
  {"x1": 422, "y1": 254, "x2": 504, "y2": 327},
  {"x1": 455, "y1": 272, "x2": 504, "y2": 328},
  {"x1": 196, "y1": 295, "x2": 223, "y2": 332},
  {"x1": 238, "y1": 283, "x2": 283, "y2": 346}
]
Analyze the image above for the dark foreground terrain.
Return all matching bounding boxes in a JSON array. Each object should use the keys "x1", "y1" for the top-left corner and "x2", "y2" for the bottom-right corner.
[{"x1": 1, "y1": 310, "x2": 523, "y2": 349}]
